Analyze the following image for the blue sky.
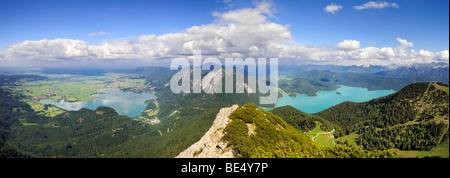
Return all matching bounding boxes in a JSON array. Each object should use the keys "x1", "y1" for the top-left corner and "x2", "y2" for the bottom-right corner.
[
  {"x1": 0, "y1": 0, "x2": 212, "y2": 47},
  {"x1": 275, "y1": 0, "x2": 449, "y2": 51},
  {"x1": 0, "y1": 0, "x2": 448, "y2": 67}
]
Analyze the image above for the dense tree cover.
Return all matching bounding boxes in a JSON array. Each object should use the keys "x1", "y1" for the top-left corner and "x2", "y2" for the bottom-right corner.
[
  {"x1": 420, "y1": 83, "x2": 450, "y2": 119},
  {"x1": 270, "y1": 105, "x2": 335, "y2": 132},
  {"x1": 1, "y1": 69, "x2": 446, "y2": 158},
  {"x1": 279, "y1": 78, "x2": 338, "y2": 96},
  {"x1": 221, "y1": 103, "x2": 312, "y2": 158},
  {"x1": 0, "y1": 69, "x2": 280, "y2": 158},
  {"x1": 1, "y1": 83, "x2": 221, "y2": 158},
  {"x1": 316, "y1": 83, "x2": 432, "y2": 137},
  {"x1": 0, "y1": 74, "x2": 47, "y2": 157},
  {"x1": 129, "y1": 69, "x2": 279, "y2": 157},
  {"x1": 113, "y1": 107, "x2": 220, "y2": 158},
  {"x1": 269, "y1": 82, "x2": 448, "y2": 154},
  {"x1": 252, "y1": 141, "x2": 396, "y2": 158},
  {"x1": 358, "y1": 122, "x2": 448, "y2": 151},
  {"x1": 314, "y1": 82, "x2": 449, "y2": 152},
  {"x1": 144, "y1": 99, "x2": 157, "y2": 110},
  {"x1": 222, "y1": 103, "x2": 396, "y2": 158},
  {"x1": 0, "y1": 74, "x2": 47, "y2": 85},
  {"x1": 0, "y1": 89, "x2": 34, "y2": 157},
  {"x1": 7, "y1": 106, "x2": 152, "y2": 157}
]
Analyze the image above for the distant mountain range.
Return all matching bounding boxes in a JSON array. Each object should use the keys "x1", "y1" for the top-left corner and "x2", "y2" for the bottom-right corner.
[
  {"x1": 0, "y1": 65, "x2": 448, "y2": 158},
  {"x1": 278, "y1": 63, "x2": 449, "y2": 92},
  {"x1": 282, "y1": 64, "x2": 391, "y2": 74},
  {"x1": 279, "y1": 62, "x2": 449, "y2": 75},
  {"x1": 374, "y1": 64, "x2": 449, "y2": 83}
]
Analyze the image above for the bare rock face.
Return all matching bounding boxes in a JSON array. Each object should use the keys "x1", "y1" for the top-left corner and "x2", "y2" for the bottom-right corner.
[{"x1": 175, "y1": 104, "x2": 239, "y2": 158}]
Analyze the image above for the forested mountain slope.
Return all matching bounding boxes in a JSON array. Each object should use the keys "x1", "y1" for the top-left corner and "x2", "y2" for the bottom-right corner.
[
  {"x1": 271, "y1": 82, "x2": 448, "y2": 156},
  {"x1": 1, "y1": 71, "x2": 447, "y2": 158},
  {"x1": 179, "y1": 103, "x2": 396, "y2": 158},
  {"x1": 0, "y1": 69, "x2": 278, "y2": 158}
]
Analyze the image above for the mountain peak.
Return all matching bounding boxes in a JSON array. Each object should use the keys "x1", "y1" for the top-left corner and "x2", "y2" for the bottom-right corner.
[
  {"x1": 176, "y1": 104, "x2": 239, "y2": 158},
  {"x1": 177, "y1": 103, "x2": 319, "y2": 158}
]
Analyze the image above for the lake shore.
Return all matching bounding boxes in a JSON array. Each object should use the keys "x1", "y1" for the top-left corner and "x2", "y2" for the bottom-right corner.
[
  {"x1": 40, "y1": 88, "x2": 156, "y2": 117},
  {"x1": 264, "y1": 85, "x2": 396, "y2": 114}
]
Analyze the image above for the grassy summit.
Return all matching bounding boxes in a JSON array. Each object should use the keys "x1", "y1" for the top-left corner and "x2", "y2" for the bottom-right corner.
[{"x1": 222, "y1": 103, "x2": 396, "y2": 158}]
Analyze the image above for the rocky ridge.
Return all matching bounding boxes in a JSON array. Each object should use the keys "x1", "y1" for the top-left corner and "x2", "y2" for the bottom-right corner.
[{"x1": 176, "y1": 104, "x2": 239, "y2": 158}]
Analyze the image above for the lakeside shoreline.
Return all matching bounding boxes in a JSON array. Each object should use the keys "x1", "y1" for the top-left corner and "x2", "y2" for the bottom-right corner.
[{"x1": 262, "y1": 85, "x2": 397, "y2": 114}]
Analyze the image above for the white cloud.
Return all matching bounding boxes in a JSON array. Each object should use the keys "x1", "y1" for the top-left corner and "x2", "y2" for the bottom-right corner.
[
  {"x1": 391, "y1": 3, "x2": 400, "y2": 8},
  {"x1": 0, "y1": 2, "x2": 447, "y2": 67},
  {"x1": 213, "y1": 2, "x2": 274, "y2": 25},
  {"x1": 353, "y1": 1, "x2": 400, "y2": 10},
  {"x1": 379, "y1": 47, "x2": 396, "y2": 57},
  {"x1": 324, "y1": 3, "x2": 343, "y2": 14},
  {"x1": 436, "y1": 50, "x2": 449, "y2": 61},
  {"x1": 331, "y1": 38, "x2": 448, "y2": 66},
  {"x1": 337, "y1": 40, "x2": 360, "y2": 51},
  {"x1": 88, "y1": 40, "x2": 140, "y2": 60},
  {"x1": 223, "y1": 0, "x2": 234, "y2": 8},
  {"x1": 0, "y1": 39, "x2": 88, "y2": 61},
  {"x1": 396, "y1": 37, "x2": 413, "y2": 48},
  {"x1": 132, "y1": 2, "x2": 290, "y2": 58},
  {"x1": 87, "y1": 30, "x2": 110, "y2": 37}
]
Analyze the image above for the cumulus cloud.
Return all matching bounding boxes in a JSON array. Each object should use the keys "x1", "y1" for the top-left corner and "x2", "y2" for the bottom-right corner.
[
  {"x1": 337, "y1": 40, "x2": 360, "y2": 51},
  {"x1": 396, "y1": 37, "x2": 413, "y2": 48},
  {"x1": 0, "y1": 39, "x2": 88, "y2": 62},
  {"x1": 133, "y1": 2, "x2": 290, "y2": 59},
  {"x1": 324, "y1": 3, "x2": 343, "y2": 14},
  {"x1": 87, "y1": 30, "x2": 110, "y2": 37},
  {"x1": 0, "y1": 2, "x2": 447, "y2": 67},
  {"x1": 353, "y1": 1, "x2": 400, "y2": 10},
  {"x1": 332, "y1": 38, "x2": 448, "y2": 66}
]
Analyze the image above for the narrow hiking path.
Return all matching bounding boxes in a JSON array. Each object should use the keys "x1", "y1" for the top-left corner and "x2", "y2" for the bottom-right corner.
[
  {"x1": 415, "y1": 83, "x2": 449, "y2": 146},
  {"x1": 418, "y1": 83, "x2": 431, "y2": 107},
  {"x1": 311, "y1": 129, "x2": 335, "y2": 142},
  {"x1": 415, "y1": 105, "x2": 449, "y2": 124}
]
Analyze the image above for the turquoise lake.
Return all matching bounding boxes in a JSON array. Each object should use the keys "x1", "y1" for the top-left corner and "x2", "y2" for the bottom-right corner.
[
  {"x1": 40, "y1": 88, "x2": 156, "y2": 118},
  {"x1": 266, "y1": 85, "x2": 396, "y2": 114}
]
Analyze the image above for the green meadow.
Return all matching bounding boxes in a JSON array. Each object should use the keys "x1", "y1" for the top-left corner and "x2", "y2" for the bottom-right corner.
[
  {"x1": 10, "y1": 73, "x2": 149, "y2": 117},
  {"x1": 306, "y1": 122, "x2": 336, "y2": 147}
]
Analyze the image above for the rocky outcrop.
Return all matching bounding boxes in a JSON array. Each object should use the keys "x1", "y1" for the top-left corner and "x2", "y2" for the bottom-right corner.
[{"x1": 175, "y1": 104, "x2": 239, "y2": 158}]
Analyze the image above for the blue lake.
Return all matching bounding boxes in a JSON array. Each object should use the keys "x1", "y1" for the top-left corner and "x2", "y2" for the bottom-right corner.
[
  {"x1": 40, "y1": 88, "x2": 156, "y2": 118},
  {"x1": 265, "y1": 85, "x2": 396, "y2": 114}
]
